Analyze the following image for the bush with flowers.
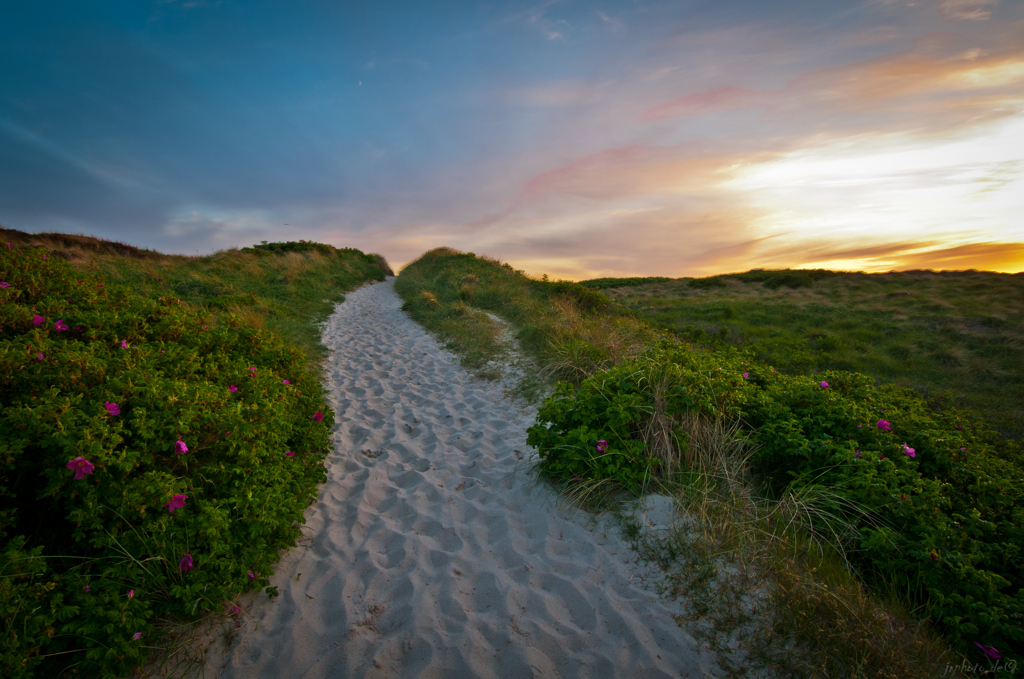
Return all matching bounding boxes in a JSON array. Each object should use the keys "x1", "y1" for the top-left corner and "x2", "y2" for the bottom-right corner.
[
  {"x1": 0, "y1": 244, "x2": 346, "y2": 677},
  {"x1": 527, "y1": 341, "x2": 1024, "y2": 666}
]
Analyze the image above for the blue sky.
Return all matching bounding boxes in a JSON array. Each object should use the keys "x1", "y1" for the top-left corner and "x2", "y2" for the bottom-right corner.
[{"x1": 2, "y1": 0, "x2": 1022, "y2": 277}]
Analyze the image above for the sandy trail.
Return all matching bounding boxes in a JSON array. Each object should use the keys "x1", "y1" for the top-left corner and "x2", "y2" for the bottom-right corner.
[{"x1": 206, "y1": 279, "x2": 718, "y2": 678}]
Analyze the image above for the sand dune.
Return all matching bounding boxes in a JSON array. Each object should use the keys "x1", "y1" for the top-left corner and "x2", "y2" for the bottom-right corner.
[{"x1": 202, "y1": 279, "x2": 719, "y2": 678}]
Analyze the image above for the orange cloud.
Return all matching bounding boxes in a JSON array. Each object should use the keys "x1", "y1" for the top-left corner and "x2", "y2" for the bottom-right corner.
[{"x1": 891, "y1": 241, "x2": 1024, "y2": 271}]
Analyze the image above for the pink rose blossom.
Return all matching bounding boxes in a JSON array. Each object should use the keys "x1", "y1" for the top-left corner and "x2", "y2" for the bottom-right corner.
[
  {"x1": 128, "y1": 589, "x2": 134, "y2": 599},
  {"x1": 248, "y1": 570, "x2": 255, "y2": 581},
  {"x1": 174, "y1": 439, "x2": 188, "y2": 454},
  {"x1": 164, "y1": 494, "x2": 189, "y2": 513},
  {"x1": 54, "y1": 320, "x2": 69, "y2": 332},
  {"x1": 313, "y1": 411, "x2": 323, "y2": 423},
  {"x1": 121, "y1": 339, "x2": 129, "y2": 348},
  {"x1": 133, "y1": 632, "x2": 142, "y2": 641},
  {"x1": 596, "y1": 440, "x2": 609, "y2": 453},
  {"x1": 0, "y1": 282, "x2": 9, "y2": 288},
  {"x1": 179, "y1": 554, "x2": 194, "y2": 572},
  {"x1": 820, "y1": 381, "x2": 829, "y2": 388},
  {"x1": 282, "y1": 379, "x2": 290, "y2": 384},
  {"x1": 36, "y1": 352, "x2": 44, "y2": 361},
  {"x1": 742, "y1": 373, "x2": 749, "y2": 378},
  {"x1": 229, "y1": 384, "x2": 238, "y2": 392},
  {"x1": 285, "y1": 451, "x2": 294, "y2": 457},
  {"x1": 104, "y1": 401, "x2": 120, "y2": 416},
  {"x1": 877, "y1": 420, "x2": 891, "y2": 431},
  {"x1": 32, "y1": 314, "x2": 44, "y2": 326},
  {"x1": 903, "y1": 443, "x2": 915, "y2": 458},
  {"x1": 66, "y1": 456, "x2": 95, "y2": 480}
]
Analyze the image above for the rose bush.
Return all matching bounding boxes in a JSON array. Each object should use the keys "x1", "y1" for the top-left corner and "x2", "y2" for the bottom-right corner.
[{"x1": 1, "y1": 245, "x2": 341, "y2": 677}]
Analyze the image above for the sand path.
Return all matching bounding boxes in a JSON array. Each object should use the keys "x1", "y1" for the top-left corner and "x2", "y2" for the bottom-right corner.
[{"x1": 208, "y1": 279, "x2": 717, "y2": 678}]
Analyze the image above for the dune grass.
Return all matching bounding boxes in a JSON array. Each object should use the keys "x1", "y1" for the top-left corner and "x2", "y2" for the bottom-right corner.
[
  {"x1": 0, "y1": 228, "x2": 390, "y2": 367},
  {"x1": 394, "y1": 247, "x2": 658, "y2": 397},
  {"x1": 598, "y1": 269, "x2": 1024, "y2": 437},
  {"x1": 395, "y1": 250, "x2": 995, "y2": 678}
]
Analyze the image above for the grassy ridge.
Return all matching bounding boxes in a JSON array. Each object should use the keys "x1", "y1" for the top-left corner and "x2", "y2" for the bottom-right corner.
[
  {"x1": 0, "y1": 230, "x2": 389, "y2": 678},
  {"x1": 0, "y1": 229, "x2": 392, "y2": 365},
  {"x1": 396, "y1": 249, "x2": 1022, "y2": 677},
  {"x1": 394, "y1": 247, "x2": 658, "y2": 389},
  {"x1": 597, "y1": 269, "x2": 1024, "y2": 436}
]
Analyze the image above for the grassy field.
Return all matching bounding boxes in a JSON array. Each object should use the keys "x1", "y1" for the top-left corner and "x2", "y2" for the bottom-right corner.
[
  {"x1": 594, "y1": 269, "x2": 1024, "y2": 437},
  {"x1": 396, "y1": 250, "x2": 1021, "y2": 678}
]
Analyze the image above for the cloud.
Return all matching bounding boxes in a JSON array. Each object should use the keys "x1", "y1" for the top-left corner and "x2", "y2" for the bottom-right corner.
[
  {"x1": 892, "y1": 241, "x2": 1024, "y2": 270},
  {"x1": 641, "y1": 22, "x2": 1024, "y2": 135},
  {"x1": 939, "y1": 0, "x2": 999, "y2": 21}
]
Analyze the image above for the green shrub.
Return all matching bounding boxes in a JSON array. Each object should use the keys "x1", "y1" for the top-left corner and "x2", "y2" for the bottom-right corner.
[
  {"x1": 0, "y1": 245, "x2": 336, "y2": 677},
  {"x1": 528, "y1": 343, "x2": 1024, "y2": 665}
]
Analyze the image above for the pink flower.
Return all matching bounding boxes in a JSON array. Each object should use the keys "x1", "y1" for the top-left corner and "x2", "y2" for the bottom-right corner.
[
  {"x1": 36, "y1": 352, "x2": 44, "y2": 361},
  {"x1": 313, "y1": 411, "x2": 323, "y2": 423},
  {"x1": 128, "y1": 589, "x2": 134, "y2": 599},
  {"x1": 820, "y1": 381, "x2": 829, "y2": 388},
  {"x1": 877, "y1": 420, "x2": 891, "y2": 431},
  {"x1": 229, "y1": 605, "x2": 241, "y2": 616},
  {"x1": 179, "y1": 554, "x2": 194, "y2": 572},
  {"x1": 742, "y1": 373, "x2": 749, "y2": 378},
  {"x1": 903, "y1": 443, "x2": 915, "y2": 458},
  {"x1": 104, "y1": 401, "x2": 120, "y2": 416},
  {"x1": 42, "y1": 254, "x2": 47, "y2": 259},
  {"x1": 66, "y1": 456, "x2": 95, "y2": 480},
  {"x1": 229, "y1": 384, "x2": 238, "y2": 393},
  {"x1": 133, "y1": 632, "x2": 142, "y2": 641},
  {"x1": 0, "y1": 282, "x2": 9, "y2": 288},
  {"x1": 854, "y1": 450, "x2": 861, "y2": 458},
  {"x1": 32, "y1": 314, "x2": 44, "y2": 326},
  {"x1": 174, "y1": 439, "x2": 188, "y2": 454},
  {"x1": 282, "y1": 379, "x2": 290, "y2": 384},
  {"x1": 286, "y1": 451, "x2": 294, "y2": 457},
  {"x1": 974, "y1": 643, "x2": 1002, "y2": 661},
  {"x1": 596, "y1": 440, "x2": 609, "y2": 453},
  {"x1": 247, "y1": 570, "x2": 255, "y2": 581},
  {"x1": 609, "y1": 344, "x2": 615, "y2": 350},
  {"x1": 248, "y1": 366, "x2": 256, "y2": 374},
  {"x1": 901, "y1": 494, "x2": 907, "y2": 501},
  {"x1": 930, "y1": 553, "x2": 937, "y2": 561},
  {"x1": 84, "y1": 585, "x2": 90, "y2": 593},
  {"x1": 121, "y1": 339, "x2": 129, "y2": 348},
  {"x1": 164, "y1": 494, "x2": 189, "y2": 513},
  {"x1": 54, "y1": 320, "x2": 69, "y2": 332}
]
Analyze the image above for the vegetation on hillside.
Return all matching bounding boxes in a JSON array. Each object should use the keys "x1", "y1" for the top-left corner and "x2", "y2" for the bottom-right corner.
[
  {"x1": 0, "y1": 230, "x2": 389, "y2": 678},
  {"x1": 396, "y1": 249, "x2": 1023, "y2": 677},
  {"x1": 597, "y1": 269, "x2": 1024, "y2": 437}
]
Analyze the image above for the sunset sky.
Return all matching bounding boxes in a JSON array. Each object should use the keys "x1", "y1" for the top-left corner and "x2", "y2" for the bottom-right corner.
[{"x1": 2, "y1": 1, "x2": 1022, "y2": 278}]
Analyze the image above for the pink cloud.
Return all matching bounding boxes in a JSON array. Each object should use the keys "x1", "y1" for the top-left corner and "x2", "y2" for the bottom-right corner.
[{"x1": 643, "y1": 87, "x2": 771, "y2": 120}]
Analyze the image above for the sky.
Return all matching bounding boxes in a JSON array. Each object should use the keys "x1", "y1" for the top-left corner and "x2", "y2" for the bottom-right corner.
[{"x1": 1, "y1": 1, "x2": 1022, "y2": 279}]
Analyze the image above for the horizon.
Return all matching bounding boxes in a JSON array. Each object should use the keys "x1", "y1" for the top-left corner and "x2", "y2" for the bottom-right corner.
[{"x1": 2, "y1": 1, "x2": 1022, "y2": 278}]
